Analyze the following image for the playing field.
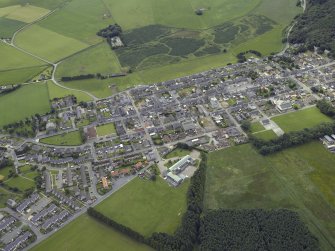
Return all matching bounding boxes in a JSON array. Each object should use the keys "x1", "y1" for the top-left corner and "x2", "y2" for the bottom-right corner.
[
  {"x1": 31, "y1": 213, "x2": 153, "y2": 251},
  {"x1": 46, "y1": 81, "x2": 92, "y2": 102},
  {"x1": 205, "y1": 142, "x2": 335, "y2": 250},
  {"x1": 95, "y1": 178, "x2": 189, "y2": 237},
  {"x1": 0, "y1": 83, "x2": 50, "y2": 127},
  {"x1": 272, "y1": 107, "x2": 333, "y2": 132},
  {"x1": 96, "y1": 123, "x2": 116, "y2": 136},
  {"x1": 39, "y1": 131, "x2": 83, "y2": 146},
  {"x1": 15, "y1": 24, "x2": 88, "y2": 62}
]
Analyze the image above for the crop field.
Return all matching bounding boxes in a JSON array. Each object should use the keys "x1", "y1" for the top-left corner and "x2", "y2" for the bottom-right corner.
[
  {"x1": 0, "y1": 17, "x2": 24, "y2": 38},
  {"x1": 272, "y1": 107, "x2": 333, "y2": 132},
  {"x1": 205, "y1": 142, "x2": 335, "y2": 250},
  {"x1": 55, "y1": 43, "x2": 122, "y2": 78},
  {"x1": 95, "y1": 178, "x2": 189, "y2": 237},
  {"x1": 0, "y1": 83, "x2": 50, "y2": 127},
  {"x1": 15, "y1": 25, "x2": 88, "y2": 62},
  {"x1": 96, "y1": 123, "x2": 116, "y2": 136},
  {"x1": 40, "y1": 131, "x2": 83, "y2": 146},
  {"x1": 46, "y1": 81, "x2": 92, "y2": 102},
  {"x1": 31, "y1": 213, "x2": 152, "y2": 251},
  {"x1": 0, "y1": 4, "x2": 49, "y2": 23}
]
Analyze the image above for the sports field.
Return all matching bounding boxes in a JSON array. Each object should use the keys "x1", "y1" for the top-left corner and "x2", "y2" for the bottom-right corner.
[
  {"x1": 96, "y1": 123, "x2": 116, "y2": 136},
  {"x1": 39, "y1": 131, "x2": 83, "y2": 146},
  {"x1": 46, "y1": 81, "x2": 92, "y2": 102},
  {"x1": 95, "y1": 178, "x2": 189, "y2": 237},
  {"x1": 272, "y1": 107, "x2": 333, "y2": 132},
  {"x1": 205, "y1": 142, "x2": 335, "y2": 250},
  {"x1": 31, "y1": 213, "x2": 152, "y2": 251},
  {"x1": 0, "y1": 83, "x2": 50, "y2": 127}
]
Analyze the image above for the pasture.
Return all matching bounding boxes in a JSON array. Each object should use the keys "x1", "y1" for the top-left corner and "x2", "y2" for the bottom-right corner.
[
  {"x1": 0, "y1": 65, "x2": 46, "y2": 85},
  {"x1": 96, "y1": 123, "x2": 116, "y2": 136},
  {"x1": 0, "y1": 17, "x2": 24, "y2": 38},
  {"x1": 205, "y1": 142, "x2": 335, "y2": 250},
  {"x1": 40, "y1": 131, "x2": 83, "y2": 146},
  {"x1": 95, "y1": 178, "x2": 189, "y2": 237},
  {"x1": 0, "y1": 83, "x2": 50, "y2": 127},
  {"x1": 272, "y1": 107, "x2": 333, "y2": 132},
  {"x1": 31, "y1": 213, "x2": 152, "y2": 251},
  {"x1": 15, "y1": 24, "x2": 88, "y2": 62},
  {"x1": 47, "y1": 81, "x2": 92, "y2": 102},
  {"x1": 0, "y1": 4, "x2": 49, "y2": 23}
]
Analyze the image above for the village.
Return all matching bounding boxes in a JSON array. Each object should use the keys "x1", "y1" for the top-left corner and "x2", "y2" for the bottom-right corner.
[{"x1": 0, "y1": 49, "x2": 335, "y2": 251}]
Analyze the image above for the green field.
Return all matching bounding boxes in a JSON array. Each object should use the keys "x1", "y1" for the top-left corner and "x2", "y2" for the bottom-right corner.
[
  {"x1": 165, "y1": 148, "x2": 192, "y2": 159},
  {"x1": 15, "y1": 24, "x2": 88, "y2": 62},
  {"x1": 95, "y1": 178, "x2": 189, "y2": 237},
  {"x1": 0, "y1": 17, "x2": 24, "y2": 38},
  {"x1": 96, "y1": 123, "x2": 116, "y2": 136},
  {"x1": 253, "y1": 129, "x2": 277, "y2": 140},
  {"x1": 272, "y1": 107, "x2": 333, "y2": 132},
  {"x1": 39, "y1": 131, "x2": 83, "y2": 146},
  {"x1": 205, "y1": 143, "x2": 335, "y2": 250},
  {"x1": 4, "y1": 175, "x2": 35, "y2": 191},
  {"x1": 46, "y1": 81, "x2": 92, "y2": 102},
  {"x1": 250, "y1": 121, "x2": 265, "y2": 133},
  {"x1": 0, "y1": 4, "x2": 49, "y2": 23},
  {"x1": 0, "y1": 83, "x2": 50, "y2": 127},
  {"x1": 0, "y1": 187, "x2": 21, "y2": 208},
  {"x1": 31, "y1": 213, "x2": 152, "y2": 251}
]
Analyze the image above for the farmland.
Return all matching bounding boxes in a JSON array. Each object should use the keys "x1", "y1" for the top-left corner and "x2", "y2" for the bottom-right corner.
[
  {"x1": 0, "y1": 83, "x2": 50, "y2": 127},
  {"x1": 205, "y1": 143, "x2": 335, "y2": 250},
  {"x1": 95, "y1": 178, "x2": 189, "y2": 237},
  {"x1": 31, "y1": 214, "x2": 152, "y2": 251},
  {"x1": 39, "y1": 130, "x2": 83, "y2": 146},
  {"x1": 272, "y1": 106, "x2": 333, "y2": 132},
  {"x1": 46, "y1": 81, "x2": 92, "y2": 102}
]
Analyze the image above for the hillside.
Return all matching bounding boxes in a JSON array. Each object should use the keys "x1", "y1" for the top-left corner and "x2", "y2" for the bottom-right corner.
[{"x1": 289, "y1": 0, "x2": 335, "y2": 57}]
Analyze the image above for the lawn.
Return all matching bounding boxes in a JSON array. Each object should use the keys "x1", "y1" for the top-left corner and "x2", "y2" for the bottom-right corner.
[
  {"x1": 0, "y1": 187, "x2": 21, "y2": 208},
  {"x1": 39, "y1": 131, "x2": 83, "y2": 146},
  {"x1": 46, "y1": 80, "x2": 92, "y2": 102},
  {"x1": 165, "y1": 148, "x2": 191, "y2": 159},
  {"x1": 4, "y1": 176, "x2": 35, "y2": 191},
  {"x1": 31, "y1": 213, "x2": 152, "y2": 251},
  {"x1": 272, "y1": 107, "x2": 333, "y2": 132},
  {"x1": 15, "y1": 24, "x2": 89, "y2": 62},
  {"x1": 95, "y1": 178, "x2": 190, "y2": 237},
  {"x1": 0, "y1": 83, "x2": 50, "y2": 127},
  {"x1": 96, "y1": 123, "x2": 116, "y2": 136},
  {"x1": 250, "y1": 121, "x2": 265, "y2": 133},
  {"x1": 253, "y1": 129, "x2": 277, "y2": 140},
  {"x1": 205, "y1": 142, "x2": 335, "y2": 250},
  {"x1": 0, "y1": 166, "x2": 13, "y2": 180}
]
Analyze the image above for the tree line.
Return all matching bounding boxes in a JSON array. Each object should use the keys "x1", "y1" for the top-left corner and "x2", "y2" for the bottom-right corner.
[{"x1": 199, "y1": 209, "x2": 320, "y2": 251}]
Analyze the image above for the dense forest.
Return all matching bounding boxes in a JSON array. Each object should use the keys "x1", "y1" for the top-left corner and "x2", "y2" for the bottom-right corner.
[
  {"x1": 199, "y1": 209, "x2": 320, "y2": 251},
  {"x1": 289, "y1": 0, "x2": 335, "y2": 57}
]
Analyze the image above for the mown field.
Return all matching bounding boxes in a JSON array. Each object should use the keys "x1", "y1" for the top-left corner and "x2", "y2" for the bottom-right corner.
[
  {"x1": 253, "y1": 129, "x2": 277, "y2": 140},
  {"x1": 95, "y1": 178, "x2": 189, "y2": 237},
  {"x1": 205, "y1": 143, "x2": 335, "y2": 250},
  {"x1": 272, "y1": 107, "x2": 333, "y2": 132},
  {"x1": 96, "y1": 123, "x2": 116, "y2": 136},
  {"x1": 31, "y1": 213, "x2": 152, "y2": 251},
  {"x1": 39, "y1": 130, "x2": 83, "y2": 146},
  {"x1": 0, "y1": 83, "x2": 50, "y2": 127}
]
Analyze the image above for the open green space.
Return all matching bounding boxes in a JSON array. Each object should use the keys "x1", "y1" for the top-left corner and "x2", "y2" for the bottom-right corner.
[
  {"x1": 205, "y1": 142, "x2": 335, "y2": 250},
  {"x1": 95, "y1": 178, "x2": 189, "y2": 237},
  {"x1": 39, "y1": 130, "x2": 83, "y2": 146},
  {"x1": 0, "y1": 17, "x2": 24, "y2": 38},
  {"x1": 165, "y1": 148, "x2": 192, "y2": 159},
  {"x1": 56, "y1": 43, "x2": 121, "y2": 77},
  {"x1": 0, "y1": 187, "x2": 21, "y2": 208},
  {"x1": 0, "y1": 65, "x2": 47, "y2": 85},
  {"x1": 31, "y1": 213, "x2": 152, "y2": 251},
  {"x1": 96, "y1": 123, "x2": 116, "y2": 136},
  {"x1": 0, "y1": 166, "x2": 12, "y2": 180},
  {"x1": 4, "y1": 175, "x2": 35, "y2": 191},
  {"x1": 272, "y1": 107, "x2": 333, "y2": 132},
  {"x1": 250, "y1": 121, "x2": 265, "y2": 133},
  {"x1": 253, "y1": 129, "x2": 277, "y2": 140},
  {"x1": 46, "y1": 81, "x2": 92, "y2": 102},
  {"x1": 0, "y1": 4, "x2": 49, "y2": 23},
  {"x1": 0, "y1": 42, "x2": 45, "y2": 70},
  {"x1": 0, "y1": 83, "x2": 50, "y2": 127},
  {"x1": 15, "y1": 24, "x2": 88, "y2": 62}
]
